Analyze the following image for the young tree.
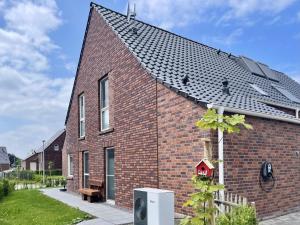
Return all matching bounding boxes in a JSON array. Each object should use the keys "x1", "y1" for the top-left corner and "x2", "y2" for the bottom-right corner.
[
  {"x1": 181, "y1": 109, "x2": 253, "y2": 225},
  {"x1": 48, "y1": 161, "x2": 54, "y2": 177}
]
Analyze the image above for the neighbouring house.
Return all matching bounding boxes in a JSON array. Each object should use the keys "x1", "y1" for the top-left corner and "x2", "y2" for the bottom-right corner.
[
  {"x1": 0, "y1": 147, "x2": 10, "y2": 172},
  {"x1": 22, "y1": 129, "x2": 66, "y2": 173},
  {"x1": 62, "y1": 2, "x2": 300, "y2": 219}
]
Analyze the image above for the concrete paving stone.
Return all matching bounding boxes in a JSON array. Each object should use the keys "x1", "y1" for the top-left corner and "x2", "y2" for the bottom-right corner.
[
  {"x1": 260, "y1": 211, "x2": 300, "y2": 225},
  {"x1": 41, "y1": 188, "x2": 133, "y2": 225},
  {"x1": 78, "y1": 218, "x2": 114, "y2": 225}
]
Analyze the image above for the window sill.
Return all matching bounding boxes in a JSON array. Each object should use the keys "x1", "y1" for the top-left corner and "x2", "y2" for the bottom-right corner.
[
  {"x1": 67, "y1": 176, "x2": 73, "y2": 180},
  {"x1": 99, "y1": 128, "x2": 114, "y2": 135},
  {"x1": 78, "y1": 137, "x2": 85, "y2": 141}
]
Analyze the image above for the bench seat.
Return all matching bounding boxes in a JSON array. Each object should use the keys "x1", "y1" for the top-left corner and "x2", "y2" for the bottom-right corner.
[{"x1": 79, "y1": 188, "x2": 101, "y2": 203}]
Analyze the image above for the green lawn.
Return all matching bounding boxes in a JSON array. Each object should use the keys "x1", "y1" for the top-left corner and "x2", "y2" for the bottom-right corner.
[{"x1": 0, "y1": 190, "x2": 91, "y2": 225}]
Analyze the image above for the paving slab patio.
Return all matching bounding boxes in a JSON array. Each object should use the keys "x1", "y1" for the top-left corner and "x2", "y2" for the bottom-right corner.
[
  {"x1": 41, "y1": 188, "x2": 133, "y2": 225},
  {"x1": 260, "y1": 211, "x2": 300, "y2": 225}
]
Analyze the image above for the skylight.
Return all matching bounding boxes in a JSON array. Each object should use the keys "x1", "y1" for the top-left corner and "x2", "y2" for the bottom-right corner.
[
  {"x1": 249, "y1": 83, "x2": 269, "y2": 96},
  {"x1": 273, "y1": 85, "x2": 300, "y2": 103}
]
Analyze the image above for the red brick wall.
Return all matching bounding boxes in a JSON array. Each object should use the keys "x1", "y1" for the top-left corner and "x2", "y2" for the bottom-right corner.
[
  {"x1": 64, "y1": 8, "x2": 158, "y2": 208},
  {"x1": 25, "y1": 131, "x2": 65, "y2": 172},
  {"x1": 25, "y1": 153, "x2": 39, "y2": 171},
  {"x1": 218, "y1": 116, "x2": 300, "y2": 218},
  {"x1": 44, "y1": 131, "x2": 65, "y2": 172},
  {"x1": 157, "y1": 83, "x2": 209, "y2": 214},
  {"x1": 0, "y1": 164, "x2": 9, "y2": 172}
]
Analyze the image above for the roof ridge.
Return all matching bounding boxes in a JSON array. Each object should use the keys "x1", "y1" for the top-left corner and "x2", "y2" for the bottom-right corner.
[{"x1": 90, "y1": 2, "x2": 233, "y2": 58}]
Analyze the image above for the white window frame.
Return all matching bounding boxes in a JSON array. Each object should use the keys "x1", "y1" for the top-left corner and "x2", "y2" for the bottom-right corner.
[
  {"x1": 67, "y1": 154, "x2": 73, "y2": 177},
  {"x1": 100, "y1": 78, "x2": 109, "y2": 131},
  {"x1": 79, "y1": 94, "x2": 85, "y2": 138}
]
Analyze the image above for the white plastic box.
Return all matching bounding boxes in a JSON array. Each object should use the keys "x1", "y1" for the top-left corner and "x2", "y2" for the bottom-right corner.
[{"x1": 134, "y1": 188, "x2": 174, "y2": 225}]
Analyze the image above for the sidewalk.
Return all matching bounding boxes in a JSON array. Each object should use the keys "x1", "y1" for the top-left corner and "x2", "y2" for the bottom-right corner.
[
  {"x1": 41, "y1": 188, "x2": 133, "y2": 225},
  {"x1": 260, "y1": 211, "x2": 300, "y2": 225}
]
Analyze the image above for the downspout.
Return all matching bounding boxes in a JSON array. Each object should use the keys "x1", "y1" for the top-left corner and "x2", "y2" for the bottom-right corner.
[{"x1": 217, "y1": 106, "x2": 225, "y2": 209}]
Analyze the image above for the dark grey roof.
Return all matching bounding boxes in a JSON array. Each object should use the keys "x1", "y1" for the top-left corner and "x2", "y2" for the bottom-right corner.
[
  {"x1": 90, "y1": 3, "x2": 300, "y2": 120},
  {"x1": 65, "y1": 3, "x2": 300, "y2": 123},
  {"x1": 0, "y1": 147, "x2": 9, "y2": 165}
]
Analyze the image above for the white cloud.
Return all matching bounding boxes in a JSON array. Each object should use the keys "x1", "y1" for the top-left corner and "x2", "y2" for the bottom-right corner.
[
  {"x1": 0, "y1": 0, "x2": 5, "y2": 10},
  {"x1": 0, "y1": 0, "x2": 72, "y2": 158},
  {"x1": 202, "y1": 28, "x2": 243, "y2": 47},
  {"x1": 132, "y1": 0, "x2": 296, "y2": 29},
  {"x1": 65, "y1": 62, "x2": 77, "y2": 73},
  {"x1": 133, "y1": 0, "x2": 223, "y2": 29}
]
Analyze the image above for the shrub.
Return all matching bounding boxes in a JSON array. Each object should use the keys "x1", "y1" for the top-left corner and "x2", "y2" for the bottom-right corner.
[
  {"x1": 217, "y1": 205, "x2": 258, "y2": 225},
  {"x1": 46, "y1": 178, "x2": 52, "y2": 187},
  {"x1": 0, "y1": 180, "x2": 14, "y2": 199},
  {"x1": 3, "y1": 180, "x2": 10, "y2": 196},
  {"x1": 0, "y1": 182, "x2": 3, "y2": 200},
  {"x1": 61, "y1": 179, "x2": 67, "y2": 189}
]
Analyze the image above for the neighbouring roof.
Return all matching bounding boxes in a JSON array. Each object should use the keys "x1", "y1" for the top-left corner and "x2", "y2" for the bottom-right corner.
[
  {"x1": 0, "y1": 147, "x2": 10, "y2": 165},
  {"x1": 23, "y1": 129, "x2": 65, "y2": 160},
  {"x1": 66, "y1": 3, "x2": 300, "y2": 124}
]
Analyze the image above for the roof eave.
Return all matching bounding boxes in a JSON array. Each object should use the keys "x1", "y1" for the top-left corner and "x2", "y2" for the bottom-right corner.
[{"x1": 209, "y1": 103, "x2": 300, "y2": 125}]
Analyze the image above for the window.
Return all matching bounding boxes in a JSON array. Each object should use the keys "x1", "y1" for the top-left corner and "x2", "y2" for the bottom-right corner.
[
  {"x1": 54, "y1": 144, "x2": 59, "y2": 151},
  {"x1": 249, "y1": 83, "x2": 269, "y2": 96},
  {"x1": 83, "y1": 152, "x2": 89, "y2": 188},
  {"x1": 79, "y1": 94, "x2": 85, "y2": 137},
  {"x1": 100, "y1": 77, "x2": 109, "y2": 131},
  {"x1": 273, "y1": 85, "x2": 300, "y2": 103},
  {"x1": 67, "y1": 154, "x2": 73, "y2": 177}
]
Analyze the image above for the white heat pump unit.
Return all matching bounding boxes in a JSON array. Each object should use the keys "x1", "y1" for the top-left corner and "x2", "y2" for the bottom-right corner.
[{"x1": 134, "y1": 188, "x2": 174, "y2": 225}]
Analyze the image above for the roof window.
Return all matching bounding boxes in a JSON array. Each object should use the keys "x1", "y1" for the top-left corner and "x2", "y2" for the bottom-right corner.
[
  {"x1": 249, "y1": 83, "x2": 269, "y2": 96},
  {"x1": 273, "y1": 85, "x2": 300, "y2": 103}
]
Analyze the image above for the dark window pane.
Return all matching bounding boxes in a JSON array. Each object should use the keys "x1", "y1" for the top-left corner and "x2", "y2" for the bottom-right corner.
[
  {"x1": 84, "y1": 152, "x2": 89, "y2": 174},
  {"x1": 101, "y1": 109, "x2": 109, "y2": 130},
  {"x1": 101, "y1": 78, "x2": 109, "y2": 108},
  {"x1": 84, "y1": 175, "x2": 89, "y2": 188},
  {"x1": 70, "y1": 156, "x2": 73, "y2": 175},
  {"x1": 107, "y1": 175, "x2": 115, "y2": 200},
  {"x1": 107, "y1": 150, "x2": 114, "y2": 176}
]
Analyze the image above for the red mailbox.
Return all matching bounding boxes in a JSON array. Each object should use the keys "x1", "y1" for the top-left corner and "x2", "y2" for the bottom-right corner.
[{"x1": 195, "y1": 159, "x2": 214, "y2": 177}]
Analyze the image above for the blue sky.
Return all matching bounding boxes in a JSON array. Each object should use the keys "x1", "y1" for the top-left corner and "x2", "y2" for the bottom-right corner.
[{"x1": 0, "y1": 0, "x2": 299, "y2": 158}]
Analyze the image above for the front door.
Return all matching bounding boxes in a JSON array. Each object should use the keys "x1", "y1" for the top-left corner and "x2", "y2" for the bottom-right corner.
[
  {"x1": 106, "y1": 148, "x2": 115, "y2": 202},
  {"x1": 83, "y1": 151, "x2": 89, "y2": 188}
]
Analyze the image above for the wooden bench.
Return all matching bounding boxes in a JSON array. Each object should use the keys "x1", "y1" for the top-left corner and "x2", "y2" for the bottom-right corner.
[
  {"x1": 79, "y1": 188, "x2": 101, "y2": 203},
  {"x1": 79, "y1": 180, "x2": 104, "y2": 203}
]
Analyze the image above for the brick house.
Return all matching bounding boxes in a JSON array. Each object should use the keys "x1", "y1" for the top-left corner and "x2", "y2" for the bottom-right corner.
[
  {"x1": 0, "y1": 147, "x2": 10, "y2": 172},
  {"x1": 22, "y1": 129, "x2": 65, "y2": 173},
  {"x1": 63, "y1": 2, "x2": 300, "y2": 219}
]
